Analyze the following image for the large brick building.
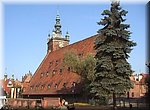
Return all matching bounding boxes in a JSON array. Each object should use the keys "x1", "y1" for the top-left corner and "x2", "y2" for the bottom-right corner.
[{"x1": 22, "y1": 13, "x2": 149, "y2": 102}]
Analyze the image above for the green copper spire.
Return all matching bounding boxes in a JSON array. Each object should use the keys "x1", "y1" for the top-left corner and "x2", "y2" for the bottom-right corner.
[
  {"x1": 65, "y1": 31, "x2": 70, "y2": 40},
  {"x1": 54, "y1": 14, "x2": 62, "y2": 35}
]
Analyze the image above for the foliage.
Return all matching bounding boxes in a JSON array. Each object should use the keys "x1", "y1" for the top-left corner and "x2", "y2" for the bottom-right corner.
[
  {"x1": 90, "y1": 1, "x2": 136, "y2": 100},
  {"x1": 63, "y1": 50, "x2": 96, "y2": 82}
]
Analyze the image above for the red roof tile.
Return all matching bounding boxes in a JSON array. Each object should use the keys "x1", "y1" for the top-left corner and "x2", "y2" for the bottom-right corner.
[{"x1": 23, "y1": 35, "x2": 96, "y2": 95}]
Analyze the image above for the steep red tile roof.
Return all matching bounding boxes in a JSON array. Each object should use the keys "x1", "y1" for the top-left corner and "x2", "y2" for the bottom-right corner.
[
  {"x1": 0, "y1": 79, "x2": 14, "y2": 94},
  {"x1": 139, "y1": 73, "x2": 149, "y2": 84},
  {"x1": 23, "y1": 35, "x2": 96, "y2": 95}
]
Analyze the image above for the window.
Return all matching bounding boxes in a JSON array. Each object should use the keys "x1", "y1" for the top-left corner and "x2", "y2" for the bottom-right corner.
[
  {"x1": 30, "y1": 86, "x2": 33, "y2": 90},
  {"x1": 68, "y1": 67, "x2": 71, "y2": 72},
  {"x1": 53, "y1": 70, "x2": 56, "y2": 75},
  {"x1": 55, "y1": 84, "x2": 58, "y2": 89},
  {"x1": 46, "y1": 72, "x2": 49, "y2": 76},
  {"x1": 41, "y1": 72, "x2": 44, "y2": 77},
  {"x1": 41, "y1": 85, "x2": 44, "y2": 90},
  {"x1": 63, "y1": 83, "x2": 67, "y2": 88},
  {"x1": 60, "y1": 68, "x2": 63, "y2": 74},
  {"x1": 47, "y1": 84, "x2": 51, "y2": 89},
  {"x1": 56, "y1": 60, "x2": 59, "y2": 65},
  {"x1": 72, "y1": 82, "x2": 76, "y2": 87},
  {"x1": 50, "y1": 62, "x2": 53, "y2": 66},
  {"x1": 132, "y1": 92, "x2": 134, "y2": 97},
  {"x1": 36, "y1": 86, "x2": 38, "y2": 90}
]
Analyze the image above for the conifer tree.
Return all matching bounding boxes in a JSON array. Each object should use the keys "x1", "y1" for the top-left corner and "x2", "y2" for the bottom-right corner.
[{"x1": 90, "y1": 1, "x2": 136, "y2": 104}]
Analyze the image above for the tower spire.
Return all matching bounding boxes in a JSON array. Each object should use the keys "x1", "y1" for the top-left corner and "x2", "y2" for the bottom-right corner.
[{"x1": 54, "y1": 11, "x2": 62, "y2": 35}]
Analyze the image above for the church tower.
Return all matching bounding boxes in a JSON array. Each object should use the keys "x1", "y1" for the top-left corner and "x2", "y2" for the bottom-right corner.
[{"x1": 47, "y1": 13, "x2": 70, "y2": 53}]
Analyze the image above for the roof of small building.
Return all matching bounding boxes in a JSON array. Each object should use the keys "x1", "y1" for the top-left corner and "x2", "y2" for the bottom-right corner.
[{"x1": 23, "y1": 35, "x2": 96, "y2": 95}]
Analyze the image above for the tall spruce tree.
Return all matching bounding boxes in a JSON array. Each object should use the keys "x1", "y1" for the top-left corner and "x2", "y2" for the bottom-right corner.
[{"x1": 90, "y1": 1, "x2": 136, "y2": 103}]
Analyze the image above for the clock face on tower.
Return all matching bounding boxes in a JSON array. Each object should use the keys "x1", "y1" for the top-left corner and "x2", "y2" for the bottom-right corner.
[{"x1": 59, "y1": 42, "x2": 63, "y2": 48}]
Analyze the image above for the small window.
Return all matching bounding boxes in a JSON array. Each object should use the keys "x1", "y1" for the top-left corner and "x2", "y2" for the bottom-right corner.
[
  {"x1": 41, "y1": 85, "x2": 44, "y2": 90},
  {"x1": 132, "y1": 92, "x2": 134, "y2": 97},
  {"x1": 30, "y1": 86, "x2": 33, "y2": 90},
  {"x1": 41, "y1": 72, "x2": 44, "y2": 77},
  {"x1": 47, "y1": 84, "x2": 51, "y2": 89},
  {"x1": 36, "y1": 86, "x2": 38, "y2": 90},
  {"x1": 60, "y1": 68, "x2": 63, "y2": 74},
  {"x1": 46, "y1": 72, "x2": 49, "y2": 76},
  {"x1": 72, "y1": 82, "x2": 76, "y2": 87},
  {"x1": 55, "y1": 84, "x2": 58, "y2": 89},
  {"x1": 68, "y1": 67, "x2": 71, "y2": 72},
  {"x1": 50, "y1": 62, "x2": 53, "y2": 67},
  {"x1": 63, "y1": 83, "x2": 66, "y2": 88},
  {"x1": 56, "y1": 60, "x2": 59, "y2": 65},
  {"x1": 53, "y1": 70, "x2": 56, "y2": 75}
]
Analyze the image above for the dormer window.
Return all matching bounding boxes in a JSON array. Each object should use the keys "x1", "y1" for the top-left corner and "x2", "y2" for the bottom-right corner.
[
  {"x1": 63, "y1": 83, "x2": 66, "y2": 88},
  {"x1": 49, "y1": 62, "x2": 53, "y2": 67},
  {"x1": 72, "y1": 82, "x2": 76, "y2": 87},
  {"x1": 68, "y1": 67, "x2": 71, "y2": 72},
  {"x1": 41, "y1": 85, "x2": 44, "y2": 90},
  {"x1": 55, "y1": 84, "x2": 58, "y2": 89},
  {"x1": 60, "y1": 68, "x2": 63, "y2": 74},
  {"x1": 47, "y1": 84, "x2": 51, "y2": 89},
  {"x1": 53, "y1": 70, "x2": 56, "y2": 75},
  {"x1": 36, "y1": 86, "x2": 38, "y2": 90},
  {"x1": 41, "y1": 72, "x2": 44, "y2": 77},
  {"x1": 30, "y1": 86, "x2": 33, "y2": 90},
  {"x1": 56, "y1": 60, "x2": 59, "y2": 65},
  {"x1": 46, "y1": 72, "x2": 49, "y2": 76}
]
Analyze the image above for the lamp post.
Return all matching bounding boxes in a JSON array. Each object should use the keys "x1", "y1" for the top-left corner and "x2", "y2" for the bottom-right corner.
[{"x1": 146, "y1": 61, "x2": 150, "y2": 108}]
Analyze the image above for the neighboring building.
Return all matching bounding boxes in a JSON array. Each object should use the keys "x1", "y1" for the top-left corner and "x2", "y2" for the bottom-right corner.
[
  {"x1": 0, "y1": 71, "x2": 32, "y2": 99},
  {"x1": 129, "y1": 73, "x2": 149, "y2": 98},
  {"x1": 21, "y1": 71, "x2": 32, "y2": 93}
]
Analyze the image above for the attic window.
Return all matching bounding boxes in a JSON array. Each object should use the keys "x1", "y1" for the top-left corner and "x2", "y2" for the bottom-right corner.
[
  {"x1": 68, "y1": 67, "x2": 71, "y2": 72},
  {"x1": 78, "y1": 53, "x2": 83, "y2": 58},
  {"x1": 41, "y1": 85, "x2": 44, "y2": 90},
  {"x1": 41, "y1": 72, "x2": 44, "y2": 77},
  {"x1": 47, "y1": 84, "x2": 51, "y2": 89},
  {"x1": 56, "y1": 60, "x2": 59, "y2": 65},
  {"x1": 46, "y1": 72, "x2": 49, "y2": 76},
  {"x1": 72, "y1": 82, "x2": 76, "y2": 87},
  {"x1": 53, "y1": 70, "x2": 56, "y2": 75},
  {"x1": 30, "y1": 86, "x2": 33, "y2": 90},
  {"x1": 36, "y1": 86, "x2": 38, "y2": 90},
  {"x1": 60, "y1": 68, "x2": 63, "y2": 74},
  {"x1": 50, "y1": 62, "x2": 53, "y2": 67},
  {"x1": 55, "y1": 84, "x2": 58, "y2": 89},
  {"x1": 63, "y1": 83, "x2": 67, "y2": 88}
]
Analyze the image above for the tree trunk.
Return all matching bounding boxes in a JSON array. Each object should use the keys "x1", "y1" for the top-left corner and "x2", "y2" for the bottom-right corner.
[{"x1": 113, "y1": 93, "x2": 116, "y2": 110}]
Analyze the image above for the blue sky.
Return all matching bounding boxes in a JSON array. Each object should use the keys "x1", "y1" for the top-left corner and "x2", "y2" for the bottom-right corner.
[{"x1": 3, "y1": 2, "x2": 146, "y2": 80}]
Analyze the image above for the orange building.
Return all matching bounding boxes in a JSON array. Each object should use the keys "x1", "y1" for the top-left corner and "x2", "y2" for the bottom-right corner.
[{"x1": 129, "y1": 73, "x2": 149, "y2": 98}]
